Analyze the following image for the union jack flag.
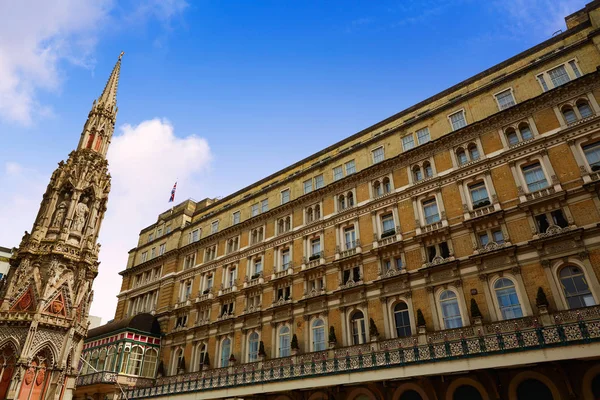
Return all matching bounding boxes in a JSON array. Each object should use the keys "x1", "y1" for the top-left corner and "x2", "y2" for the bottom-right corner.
[{"x1": 169, "y1": 182, "x2": 177, "y2": 203}]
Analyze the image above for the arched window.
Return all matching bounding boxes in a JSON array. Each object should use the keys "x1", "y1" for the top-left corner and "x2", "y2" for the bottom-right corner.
[
  {"x1": 127, "y1": 346, "x2": 143, "y2": 375},
  {"x1": 307, "y1": 208, "x2": 313, "y2": 223},
  {"x1": 90, "y1": 350, "x2": 99, "y2": 370},
  {"x1": 516, "y1": 379, "x2": 554, "y2": 400},
  {"x1": 279, "y1": 326, "x2": 291, "y2": 357},
  {"x1": 577, "y1": 100, "x2": 593, "y2": 119},
  {"x1": 559, "y1": 266, "x2": 596, "y2": 309},
  {"x1": 285, "y1": 216, "x2": 291, "y2": 231},
  {"x1": 468, "y1": 144, "x2": 480, "y2": 161},
  {"x1": 196, "y1": 343, "x2": 207, "y2": 370},
  {"x1": 119, "y1": 347, "x2": 129, "y2": 374},
  {"x1": 413, "y1": 167, "x2": 423, "y2": 182},
  {"x1": 383, "y1": 177, "x2": 391, "y2": 193},
  {"x1": 97, "y1": 348, "x2": 107, "y2": 371},
  {"x1": 105, "y1": 347, "x2": 116, "y2": 372},
  {"x1": 312, "y1": 319, "x2": 326, "y2": 351},
  {"x1": 315, "y1": 204, "x2": 321, "y2": 219},
  {"x1": 248, "y1": 332, "x2": 259, "y2": 362},
  {"x1": 506, "y1": 128, "x2": 519, "y2": 146},
  {"x1": 518, "y1": 123, "x2": 533, "y2": 141},
  {"x1": 220, "y1": 338, "x2": 231, "y2": 367},
  {"x1": 82, "y1": 352, "x2": 91, "y2": 374},
  {"x1": 373, "y1": 181, "x2": 382, "y2": 197},
  {"x1": 440, "y1": 290, "x2": 463, "y2": 329},
  {"x1": 347, "y1": 192, "x2": 354, "y2": 207},
  {"x1": 339, "y1": 195, "x2": 346, "y2": 210},
  {"x1": 494, "y1": 278, "x2": 523, "y2": 320},
  {"x1": 142, "y1": 348, "x2": 158, "y2": 377},
  {"x1": 562, "y1": 106, "x2": 578, "y2": 124},
  {"x1": 424, "y1": 162, "x2": 433, "y2": 178},
  {"x1": 453, "y1": 385, "x2": 483, "y2": 400},
  {"x1": 456, "y1": 148, "x2": 468, "y2": 165},
  {"x1": 394, "y1": 302, "x2": 412, "y2": 337},
  {"x1": 350, "y1": 310, "x2": 367, "y2": 345}
]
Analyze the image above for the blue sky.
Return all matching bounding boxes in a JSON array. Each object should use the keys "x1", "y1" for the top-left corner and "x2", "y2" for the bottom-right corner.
[{"x1": 0, "y1": 0, "x2": 588, "y2": 321}]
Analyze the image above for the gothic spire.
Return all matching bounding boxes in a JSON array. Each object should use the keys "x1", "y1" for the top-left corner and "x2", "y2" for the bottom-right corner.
[
  {"x1": 77, "y1": 52, "x2": 124, "y2": 156},
  {"x1": 97, "y1": 51, "x2": 124, "y2": 113}
]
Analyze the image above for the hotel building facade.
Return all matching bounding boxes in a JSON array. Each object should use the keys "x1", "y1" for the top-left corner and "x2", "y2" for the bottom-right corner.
[{"x1": 75, "y1": 2, "x2": 600, "y2": 399}]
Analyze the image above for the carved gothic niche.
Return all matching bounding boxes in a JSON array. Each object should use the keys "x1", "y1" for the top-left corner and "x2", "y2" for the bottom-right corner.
[{"x1": 49, "y1": 188, "x2": 73, "y2": 231}]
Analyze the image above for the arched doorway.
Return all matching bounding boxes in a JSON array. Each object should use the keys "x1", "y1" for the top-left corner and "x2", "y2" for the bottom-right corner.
[
  {"x1": 591, "y1": 374, "x2": 600, "y2": 399},
  {"x1": 453, "y1": 385, "x2": 484, "y2": 400},
  {"x1": 400, "y1": 390, "x2": 424, "y2": 400},
  {"x1": 516, "y1": 379, "x2": 554, "y2": 400},
  {"x1": 0, "y1": 343, "x2": 17, "y2": 399},
  {"x1": 18, "y1": 348, "x2": 52, "y2": 400}
]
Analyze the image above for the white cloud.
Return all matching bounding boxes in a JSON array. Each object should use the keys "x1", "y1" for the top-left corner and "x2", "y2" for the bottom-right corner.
[
  {"x1": 0, "y1": 0, "x2": 112, "y2": 124},
  {"x1": 494, "y1": 0, "x2": 588, "y2": 40},
  {"x1": 0, "y1": 0, "x2": 188, "y2": 125},
  {"x1": 91, "y1": 119, "x2": 212, "y2": 321}
]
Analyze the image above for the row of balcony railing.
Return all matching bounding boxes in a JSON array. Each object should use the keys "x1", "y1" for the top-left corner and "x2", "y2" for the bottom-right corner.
[{"x1": 121, "y1": 306, "x2": 600, "y2": 399}]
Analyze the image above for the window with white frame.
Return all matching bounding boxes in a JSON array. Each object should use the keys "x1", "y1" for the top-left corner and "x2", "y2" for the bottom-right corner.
[
  {"x1": 251, "y1": 257, "x2": 263, "y2": 277},
  {"x1": 345, "y1": 160, "x2": 356, "y2": 174},
  {"x1": 350, "y1": 310, "x2": 367, "y2": 345},
  {"x1": 277, "y1": 216, "x2": 292, "y2": 234},
  {"x1": 416, "y1": 127, "x2": 430, "y2": 145},
  {"x1": 308, "y1": 275, "x2": 325, "y2": 293},
  {"x1": 337, "y1": 191, "x2": 354, "y2": 211},
  {"x1": 196, "y1": 344, "x2": 208, "y2": 371},
  {"x1": 469, "y1": 182, "x2": 490, "y2": 209},
  {"x1": 343, "y1": 265, "x2": 361, "y2": 284},
  {"x1": 504, "y1": 122, "x2": 533, "y2": 146},
  {"x1": 380, "y1": 213, "x2": 395, "y2": 237},
  {"x1": 373, "y1": 177, "x2": 392, "y2": 197},
  {"x1": 150, "y1": 247, "x2": 156, "y2": 258},
  {"x1": 402, "y1": 135, "x2": 415, "y2": 151},
  {"x1": 494, "y1": 278, "x2": 523, "y2": 320},
  {"x1": 204, "y1": 245, "x2": 217, "y2": 262},
  {"x1": 220, "y1": 338, "x2": 231, "y2": 367},
  {"x1": 413, "y1": 166, "x2": 423, "y2": 182},
  {"x1": 251, "y1": 203, "x2": 259, "y2": 217},
  {"x1": 226, "y1": 266, "x2": 236, "y2": 287},
  {"x1": 221, "y1": 300, "x2": 234, "y2": 317},
  {"x1": 183, "y1": 253, "x2": 196, "y2": 270},
  {"x1": 159, "y1": 243, "x2": 166, "y2": 256},
  {"x1": 261, "y1": 199, "x2": 269, "y2": 213},
  {"x1": 426, "y1": 241, "x2": 450, "y2": 263},
  {"x1": 477, "y1": 229, "x2": 504, "y2": 247},
  {"x1": 423, "y1": 161, "x2": 433, "y2": 178},
  {"x1": 422, "y1": 198, "x2": 440, "y2": 225},
  {"x1": 583, "y1": 141, "x2": 600, "y2": 171},
  {"x1": 281, "y1": 189, "x2": 290, "y2": 204},
  {"x1": 278, "y1": 326, "x2": 291, "y2": 357},
  {"x1": 305, "y1": 204, "x2": 321, "y2": 223},
  {"x1": 577, "y1": 99, "x2": 593, "y2": 118},
  {"x1": 522, "y1": 162, "x2": 549, "y2": 192},
  {"x1": 382, "y1": 256, "x2": 403, "y2": 272},
  {"x1": 372, "y1": 147, "x2": 385, "y2": 164},
  {"x1": 393, "y1": 302, "x2": 412, "y2": 337},
  {"x1": 314, "y1": 174, "x2": 324, "y2": 189},
  {"x1": 141, "y1": 251, "x2": 148, "y2": 263},
  {"x1": 344, "y1": 226, "x2": 357, "y2": 249},
  {"x1": 559, "y1": 265, "x2": 596, "y2": 309},
  {"x1": 246, "y1": 292, "x2": 261, "y2": 312},
  {"x1": 226, "y1": 236, "x2": 239, "y2": 254},
  {"x1": 439, "y1": 290, "x2": 463, "y2": 329},
  {"x1": 304, "y1": 179, "x2": 313, "y2": 194},
  {"x1": 275, "y1": 284, "x2": 291, "y2": 301},
  {"x1": 180, "y1": 279, "x2": 192, "y2": 302},
  {"x1": 174, "y1": 314, "x2": 188, "y2": 329},
  {"x1": 232, "y1": 211, "x2": 241, "y2": 225},
  {"x1": 562, "y1": 99, "x2": 594, "y2": 125},
  {"x1": 250, "y1": 227, "x2": 264, "y2": 244},
  {"x1": 495, "y1": 89, "x2": 516, "y2": 110},
  {"x1": 247, "y1": 332, "x2": 259, "y2": 362},
  {"x1": 197, "y1": 307, "x2": 210, "y2": 324},
  {"x1": 204, "y1": 273, "x2": 214, "y2": 292},
  {"x1": 190, "y1": 229, "x2": 200, "y2": 243},
  {"x1": 312, "y1": 319, "x2": 326, "y2": 351},
  {"x1": 211, "y1": 220, "x2": 219, "y2": 234},
  {"x1": 281, "y1": 248, "x2": 291, "y2": 271},
  {"x1": 537, "y1": 60, "x2": 582, "y2": 92},
  {"x1": 148, "y1": 233, "x2": 153, "y2": 243},
  {"x1": 534, "y1": 209, "x2": 569, "y2": 233},
  {"x1": 310, "y1": 238, "x2": 321, "y2": 258},
  {"x1": 449, "y1": 110, "x2": 467, "y2": 131},
  {"x1": 333, "y1": 165, "x2": 343, "y2": 181}
]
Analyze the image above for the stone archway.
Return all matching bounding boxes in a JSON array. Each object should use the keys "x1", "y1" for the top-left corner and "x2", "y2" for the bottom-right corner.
[
  {"x1": 581, "y1": 363, "x2": 600, "y2": 400},
  {"x1": 0, "y1": 341, "x2": 17, "y2": 399},
  {"x1": 392, "y1": 383, "x2": 430, "y2": 400},
  {"x1": 508, "y1": 371, "x2": 562, "y2": 400},
  {"x1": 445, "y1": 377, "x2": 490, "y2": 400},
  {"x1": 347, "y1": 387, "x2": 378, "y2": 400}
]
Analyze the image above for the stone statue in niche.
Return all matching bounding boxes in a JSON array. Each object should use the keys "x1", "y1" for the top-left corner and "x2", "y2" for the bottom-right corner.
[
  {"x1": 51, "y1": 193, "x2": 70, "y2": 228},
  {"x1": 71, "y1": 197, "x2": 90, "y2": 233}
]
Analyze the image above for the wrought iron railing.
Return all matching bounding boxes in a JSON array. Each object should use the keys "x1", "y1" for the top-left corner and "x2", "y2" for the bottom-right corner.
[
  {"x1": 77, "y1": 371, "x2": 117, "y2": 386},
  {"x1": 121, "y1": 316, "x2": 600, "y2": 399}
]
